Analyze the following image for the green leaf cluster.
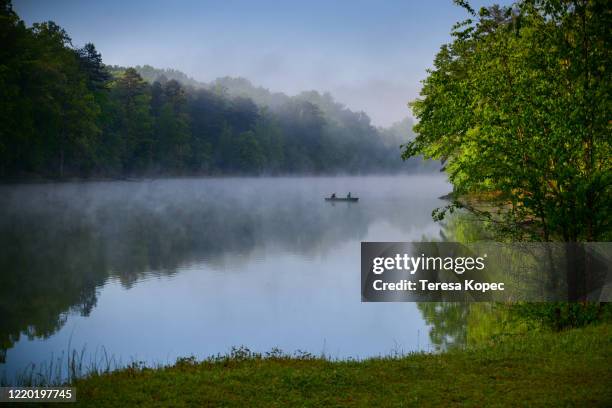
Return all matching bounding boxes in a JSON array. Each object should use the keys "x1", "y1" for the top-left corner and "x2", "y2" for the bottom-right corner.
[{"x1": 404, "y1": 0, "x2": 611, "y2": 242}]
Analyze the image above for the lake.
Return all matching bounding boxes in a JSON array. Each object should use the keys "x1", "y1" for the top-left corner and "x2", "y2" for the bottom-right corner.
[{"x1": 0, "y1": 175, "x2": 452, "y2": 383}]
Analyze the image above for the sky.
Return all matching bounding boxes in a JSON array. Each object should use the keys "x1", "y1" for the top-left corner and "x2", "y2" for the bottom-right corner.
[{"x1": 14, "y1": 0, "x2": 512, "y2": 127}]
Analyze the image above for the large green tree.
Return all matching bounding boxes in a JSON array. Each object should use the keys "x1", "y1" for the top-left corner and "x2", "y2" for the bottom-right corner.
[
  {"x1": 0, "y1": 2, "x2": 99, "y2": 177},
  {"x1": 112, "y1": 68, "x2": 153, "y2": 173},
  {"x1": 152, "y1": 79, "x2": 191, "y2": 172},
  {"x1": 403, "y1": 0, "x2": 611, "y2": 242}
]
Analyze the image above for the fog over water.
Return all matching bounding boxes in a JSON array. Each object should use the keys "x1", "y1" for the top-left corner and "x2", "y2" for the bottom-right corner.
[{"x1": 0, "y1": 175, "x2": 451, "y2": 382}]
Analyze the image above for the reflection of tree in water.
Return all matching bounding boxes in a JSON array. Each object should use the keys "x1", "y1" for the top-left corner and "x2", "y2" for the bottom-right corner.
[
  {"x1": 0, "y1": 209, "x2": 108, "y2": 363},
  {"x1": 418, "y1": 303, "x2": 469, "y2": 351},
  {"x1": 436, "y1": 210, "x2": 493, "y2": 243},
  {"x1": 417, "y1": 211, "x2": 490, "y2": 351},
  {"x1": 0, "y1": 179, "x2": 439, "y2": 360}
]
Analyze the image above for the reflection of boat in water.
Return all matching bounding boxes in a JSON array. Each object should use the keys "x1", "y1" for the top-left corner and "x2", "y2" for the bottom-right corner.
[{"x1": 325, "y1": 196, "x2": 359, "y2": 202}]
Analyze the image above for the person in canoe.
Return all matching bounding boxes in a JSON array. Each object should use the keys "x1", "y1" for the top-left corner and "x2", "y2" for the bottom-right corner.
[
  {"x1": 347, "y1": 192, "x2": 351, "y2": 198},
  {"x1": 331, "y1": 193, "x2": 336, "y2": 199}
]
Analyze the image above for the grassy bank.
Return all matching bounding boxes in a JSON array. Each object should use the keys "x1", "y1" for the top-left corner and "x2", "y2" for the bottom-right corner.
[{"x1": 66, "y1": 323, "x2": 612, "y2": 407}]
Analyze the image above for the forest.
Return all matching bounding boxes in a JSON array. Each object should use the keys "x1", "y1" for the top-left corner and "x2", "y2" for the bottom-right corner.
[{"x1": 0, "y1": 1, "x2": 427, "y2": 179}]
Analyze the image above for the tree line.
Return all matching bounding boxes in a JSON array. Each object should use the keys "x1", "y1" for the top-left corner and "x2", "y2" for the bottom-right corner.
[{"x1": 0, "y1": 0, "x2": 429, "y2": 179}]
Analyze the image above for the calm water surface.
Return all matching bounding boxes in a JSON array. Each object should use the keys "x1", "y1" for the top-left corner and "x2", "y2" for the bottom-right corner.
[{"x1": 0, "y1": 175, "x2": 451, "y2": 382}]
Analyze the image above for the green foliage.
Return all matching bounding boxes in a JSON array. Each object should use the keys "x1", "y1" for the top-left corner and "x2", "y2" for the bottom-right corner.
[
  {"x1": 0, "y1": 1, "x2": 426, "y2": 179},
  {"x1": 237, "y1": 131, "x2": 265, "y2": 171},
  {"x1": 510, "y1": 302, "x2": 612, "y2": 330},
  {"x1": 403, "y1": 0, "x2": 611, "y2": 242},
  {"x1": 0, "y1": 3, "x2": 100, "y2": 177}
]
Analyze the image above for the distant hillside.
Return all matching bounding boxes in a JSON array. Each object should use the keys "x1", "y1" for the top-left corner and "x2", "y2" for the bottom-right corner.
[
  {"x1": 108, "y1": 65, "x2": 204, "y2": 88},
  {"x1": 379, "y1": 117, "x2": 417, "y2": 147},
  {"x1": 211, "y1": 77, "x2": 292, "y2": 109},
  {"x1": 118, "y1": 64, "x2": 420, "y2": 145},
  {"x1": 1, "y1": 4, "x2": 437, "y2": 181}
]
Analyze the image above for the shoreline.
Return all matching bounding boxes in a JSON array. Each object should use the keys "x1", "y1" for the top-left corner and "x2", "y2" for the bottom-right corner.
[
  {"x1": 5, "y1": 322, "x2": 608, "y2": 406},
  {"x1": 0, "y1": 171, "x2": 445, "y2": 186}
]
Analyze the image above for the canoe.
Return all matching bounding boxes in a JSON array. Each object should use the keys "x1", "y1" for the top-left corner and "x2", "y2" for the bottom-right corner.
[{"x1": 325, "y1": 197, "x2": 359, "y2": 202}]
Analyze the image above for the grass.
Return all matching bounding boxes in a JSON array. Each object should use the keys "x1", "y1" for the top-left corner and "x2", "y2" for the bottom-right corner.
[{"x1": 59, "y1": 323, "x2": 612, "y2": 407}]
